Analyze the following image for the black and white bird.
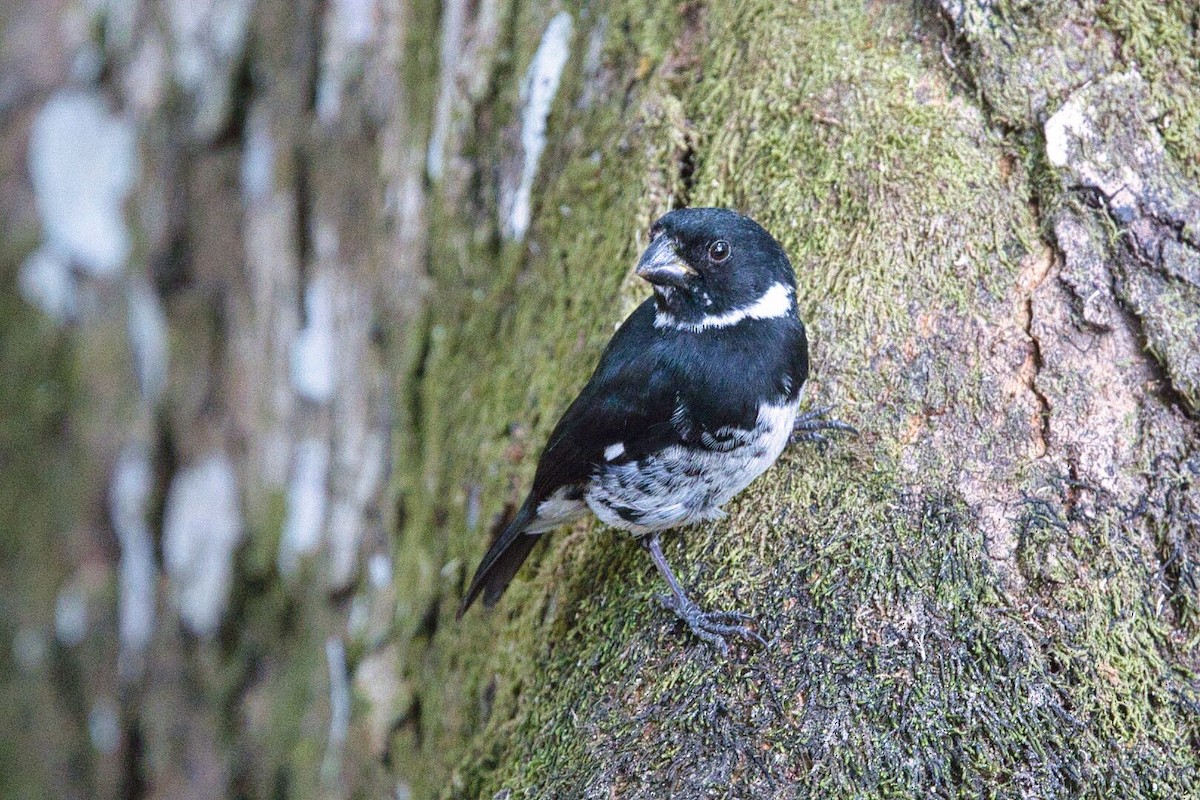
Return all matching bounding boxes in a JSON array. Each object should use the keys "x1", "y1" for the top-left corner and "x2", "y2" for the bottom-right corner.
[{"x1": 458, "y1": 207, "x2": 851, "y2": 653}]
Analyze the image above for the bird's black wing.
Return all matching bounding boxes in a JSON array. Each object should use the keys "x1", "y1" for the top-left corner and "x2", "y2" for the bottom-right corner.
[
  {"x1": 459, "y1": 300, "x2": 697, "y2": 615},
  {"x1": 529, "y1": 302, "x2": 693, "y2": 496}
]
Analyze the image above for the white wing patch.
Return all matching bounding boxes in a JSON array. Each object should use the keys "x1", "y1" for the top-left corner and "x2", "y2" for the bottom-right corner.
[
  {"x1": 603, "y1": 442, "x2": 626, "y2": 461},
  {"x1": 530, "y1": 485, "x2": 586, "y2": 534},
  {"x1": 655, "y1": 282, "x2": 794, "y2": 332}
]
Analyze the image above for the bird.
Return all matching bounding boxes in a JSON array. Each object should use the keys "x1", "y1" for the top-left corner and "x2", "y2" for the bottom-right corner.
[{"x1": 457, "y1": 207, "x2": 852, "y2": 653}]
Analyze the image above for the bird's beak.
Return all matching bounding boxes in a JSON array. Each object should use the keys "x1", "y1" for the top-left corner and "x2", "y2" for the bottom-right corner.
[{"x1": 635, "y1": 236, "x2": 695, "y2": 289}]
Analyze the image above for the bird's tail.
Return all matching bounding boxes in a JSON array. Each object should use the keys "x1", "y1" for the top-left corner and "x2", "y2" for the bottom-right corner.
[{"x1": 457, "y1": 500, "x2": 540, "y2": 619}]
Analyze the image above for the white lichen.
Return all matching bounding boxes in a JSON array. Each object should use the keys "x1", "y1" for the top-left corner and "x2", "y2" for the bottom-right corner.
[
  {"x1": 240, "y1": 106, "x2": 275, "y2": 204},
  {"x1": 278, "y1": 437, "x2": 331, "y2": 576},
  {"x1": 18, "y1": 244, "x2": 76, "y2": 322},
  {"x1": 322, "y1": 636, "x2": 350, "y2": 785},
  {"x1": 123, "y1": 30, "x2": 168, "y2": 114},
  {"x1": 162, "y1": 453, "x2": 243, "y2": 637},
  {"x1": 578, "y1": 17, "x2": 610, "y2": 110},
  {"x1": 426, "y1": 0, "x2": 470, "y2": 181},
  {"x1": 291, "y1": 271, "x2": 338, "y2": 403},
  {"x1": 315, "y1": 0, "x2": 377, "y2": 124},
  {"x1": 353, "y1": 643, "x2": 409, "y2": 757},
  {"x1": 348, "y1": 596, "x2": 370, "y2": 638},
  {"x1": 327, "y1": 428, "x2": 388, "y2": 590},
  {"x1": 165, "y1": 0, "x2": 253, "y2": 139},
  {"x1": 54, "y1": 581, "x2": 89, "y2": 647},
  {"x1": 110, "y1": 443, "x2": 158, "y2": 676},
  {"x1": 367, "y1": 551, "x2": 392, "y2": 590},
  {"x1": 88, "y1": 698, "x2": 121, "y2": 755},
  {"x1": 502, "y1": 12, "x2": 574, "y2": 241},
  {"x1": 1045, "y1": 72, "x2": 1177, "y2": 225},
  {"x1": 1044, "y1": 99, "x2": 1088, "y2": 169},
  {"x1": 28, "y1": 90, "x2": 137, "y2": 278},
  {"x1": 127, "y1": 277, "x2": 169, "y2": 404}
]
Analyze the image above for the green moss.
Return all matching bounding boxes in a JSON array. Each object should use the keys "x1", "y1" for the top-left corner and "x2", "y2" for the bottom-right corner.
[
  {"x1": 949, "y1": 0, "x2": 1200, "y2": 179},
  {"x1": 241, "y1": 489, "x2": 287, "y2": 578},
  {"x1": 0, "y1": 237, "x2": 84, "y2": 796},
  {"x1": 1097, "y1": 0, "x2": 1200, "y2": 180},
  {"x1": 389, "y1": 2, "x2": 696, "y2": 792},
  {"x1": 221, "y1": 570, "x2": 344, "y2": 799},
  {"x1": 946, "y1": 1, "x2": 1118, "y2": 130},
  {"x1": 1116, "y1": 270, "x2": 1200, "y2": 414},
  {"x1": 1014, "y1": 494, "x2": 1200, "y2": 776},
  {"x1": 400, "y1": 0, "x2": 445, "y2": 132}
]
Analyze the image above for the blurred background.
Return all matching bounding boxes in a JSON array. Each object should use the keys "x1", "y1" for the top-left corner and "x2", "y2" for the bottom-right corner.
[
  {"x1": 2, "y1": 0, "x2": 422, "y2": 796},
  {"x1": 2, "y1": 1, "x2": 1199, "y2": 799}
]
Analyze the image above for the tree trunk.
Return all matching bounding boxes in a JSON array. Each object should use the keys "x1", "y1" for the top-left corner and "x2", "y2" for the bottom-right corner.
[{"x1": 2, "y1": 1, "x2": 1197, "y2": 798}]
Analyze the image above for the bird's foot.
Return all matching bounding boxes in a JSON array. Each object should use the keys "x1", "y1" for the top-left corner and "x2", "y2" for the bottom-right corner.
[
  {"x1": 790, "y1": 405, "x2": 857, "y2": 450},
  {"x1": 656, "y1": 593, "x2": 766, "y2": 655}
]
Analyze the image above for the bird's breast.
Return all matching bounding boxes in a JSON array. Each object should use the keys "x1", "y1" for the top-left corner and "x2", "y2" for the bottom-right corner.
[{"x1": 586, "y1": 397, "x2": 799, "y2": 534}]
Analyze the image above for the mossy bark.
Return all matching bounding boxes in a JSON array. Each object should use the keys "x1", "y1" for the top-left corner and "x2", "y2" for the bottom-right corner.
[
  {"x1": 396, "y1": 1, "x2": 1200, "y2": 798},
  {"x1": 2, "y1": 1, "x2": 1197, "y2": 798}
]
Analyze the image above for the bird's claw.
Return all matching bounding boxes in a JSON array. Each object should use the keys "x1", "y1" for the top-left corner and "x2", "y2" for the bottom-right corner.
[
  {"x1": 655, "y1": 593, "x2": 766, "y2": 655},
  {"x1": 790, "y1": 405, "x2": 857, "y2": 450}
]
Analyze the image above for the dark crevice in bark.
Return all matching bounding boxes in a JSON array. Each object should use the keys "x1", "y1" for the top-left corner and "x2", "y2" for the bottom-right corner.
[
  {"x1": 403, "y1": 696, "x2": 425, "y2": 751},
  {"x1": 1061, "y1": 458, "x2": 1082, "y2": 518},
  {"x1": 149, "y1": 412, "x2": 179, "y2": 566},
  {"x1": 1022, "y1": 292, "x2": 1052, "y2": 458},
  {"x1": 119, "y1": 715, "x2": 148, "y2": 800},
  {"x1": 415, "y1": 595, "x2": 441, "y2": 642},
  {"x1": 292, "y1": 0, "x2": 321, "y2": 326},
  {"x1": 672, "y1": 139, "x2": 696, "y2": 210},
  {"x1": 150, "y1": 232, "x2": 192, "y2": 297},
  {"x1": 327, "y1": 579, "x2": 358, "y2": 605},
  {"x1": 1061, "y1": 185, "x2": 1197, "y2": 422},
  {"x1": 90, "y1": 14, "x2": 117, "y2": 93},
  {"x1": 928, "y1": 0, "x2": 1061, "y2": 464},
  {"x1": 294, "y1": 147, "x2": 314, "y2": 318},
  {"x1": 218, "y1": 562, "x2": 302, "y2": 794},
  {"x1": 304, "y1": 0, "x2": 328, "y2": 115},
  {"x1": 405, "y1": 316, "x2": 434, "y2": 454},
  {"x1": 1156, "y1": 452, "x2": 1199, "y2": 631},
  {"x1": 924, "y1": 0, "x2": 1012, "y2": 135},
  {"x1": 271, "y1": 765, "x2": 291, "y2": 800},
  {"x1": 380, "y1": 709, "x2": 411, "y2": 771},
  {"x1": 212, "y1": 51, "x2": 255, "y2": 150},
  {"x1": 47, "y1": 643, "x2": 95, "y2": 796},
  {"x1": 205, "y1": 290, "x2": 231, "y2": 418},
  {"x1": 1126, "y1": 314, "x2": 1198, "y2": 420}
]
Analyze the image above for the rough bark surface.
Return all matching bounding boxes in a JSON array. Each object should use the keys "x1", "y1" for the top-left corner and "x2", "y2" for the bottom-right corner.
[{"x1": 1, "y1": 1, "x2": 1198, "y2": 799}]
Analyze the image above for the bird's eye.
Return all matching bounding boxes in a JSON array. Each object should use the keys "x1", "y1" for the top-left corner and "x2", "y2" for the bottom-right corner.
[{"x1": 708, "y1": 240, "x2": 731, "y2": 262}]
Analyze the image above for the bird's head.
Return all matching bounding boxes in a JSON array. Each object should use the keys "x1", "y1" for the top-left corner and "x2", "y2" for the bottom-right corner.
[{"x1": 636, "y1": 208, "x2": 797, "y2": 332}]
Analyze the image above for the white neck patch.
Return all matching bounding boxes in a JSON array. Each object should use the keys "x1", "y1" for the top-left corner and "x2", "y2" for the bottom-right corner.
[{"x1": 654, "y1": 282, "x2": 794, "y2": 332}]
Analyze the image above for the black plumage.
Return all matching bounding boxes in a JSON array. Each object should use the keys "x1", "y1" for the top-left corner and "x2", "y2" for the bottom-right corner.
[{"x1": 458, "y1": 208, "x2": 850, "y2": 652}]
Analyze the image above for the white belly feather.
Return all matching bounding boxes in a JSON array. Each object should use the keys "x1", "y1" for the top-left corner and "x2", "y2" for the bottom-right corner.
[{"x1": 585, "y1": 398, "x2": 799, "y2": 534}]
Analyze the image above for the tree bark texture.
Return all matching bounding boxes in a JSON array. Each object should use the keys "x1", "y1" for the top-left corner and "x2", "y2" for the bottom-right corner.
[{"x1": 1, "y1": 1, "x2": 1198, "y2": 799}]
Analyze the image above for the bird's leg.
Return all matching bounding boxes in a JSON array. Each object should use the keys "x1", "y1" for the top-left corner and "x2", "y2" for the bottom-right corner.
[
  {"x1": 639, "y1": 534, "x2": 765, "y2": 655},
  {"x1": 790, "y1": 405, "x2": 857, "y2": 450}
]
